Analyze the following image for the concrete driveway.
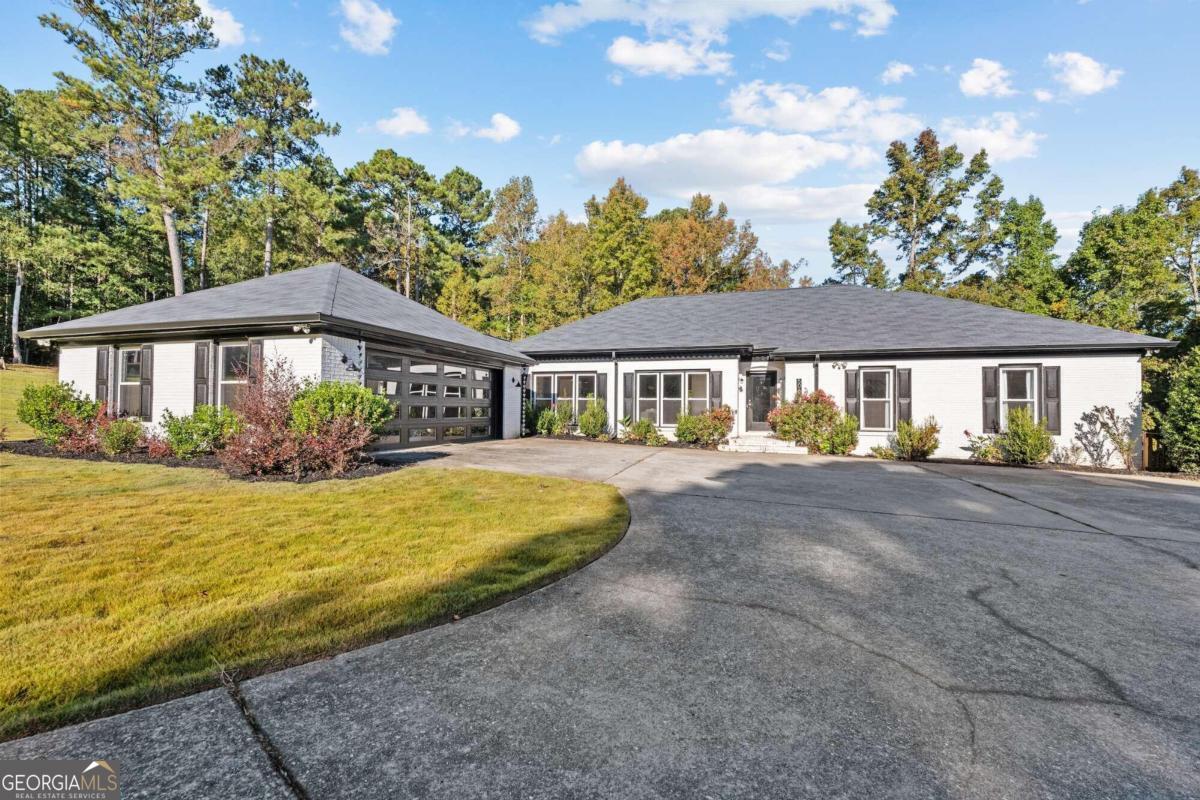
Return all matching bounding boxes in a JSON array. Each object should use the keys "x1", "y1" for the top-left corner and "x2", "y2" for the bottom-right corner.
[{"x1": 4, "y1": 440, "x2": 1199, "y2": 798}]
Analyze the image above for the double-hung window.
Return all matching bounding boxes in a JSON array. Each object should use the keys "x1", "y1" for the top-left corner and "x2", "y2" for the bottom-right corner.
[
  {"x1": 118, "y1": 348, "x2": 142, "y2": 418},
  {"x1": 859, "y1": 368, "x2": 893, "y2": 431},
  {"x1": 1000, "y1": 366, "x2": 1037, "y2": 429},
  {"x1": 219, "y1": 343, "x2": 250, "y2": 410}
]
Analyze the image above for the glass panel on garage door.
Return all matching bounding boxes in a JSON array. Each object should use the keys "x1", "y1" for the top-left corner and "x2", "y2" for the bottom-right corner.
[{"x1": 365, "y1": 349, "x2": 496, "y2": 448}]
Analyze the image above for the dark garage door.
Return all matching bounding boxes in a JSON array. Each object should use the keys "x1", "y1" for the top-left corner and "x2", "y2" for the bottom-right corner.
[{"x1": 365, "y1": 349, "x2": 497, "y2": 448}]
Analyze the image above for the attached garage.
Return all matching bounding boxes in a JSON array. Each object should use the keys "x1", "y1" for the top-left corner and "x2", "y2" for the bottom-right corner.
[
  {"x1": 23, "y1": 263, "x2": 533, "y2": 448},
  {"x1": 365, "y1": 349, "x2": 499, "y2": 447}
]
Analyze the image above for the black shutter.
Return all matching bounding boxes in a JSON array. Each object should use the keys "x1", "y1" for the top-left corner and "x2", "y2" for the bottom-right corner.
[
  {"x1": 95, "y1": 347, "x2": 110, "y2": 413},
  {"x1": 139, "y1": 344, "x2": 153, "y2": 422},
  {"x1": 844, "y1": 369, "x2": 859, "y2": 421},
  {"x1": 249, "y1": 340, "x2": 264, "y2": 385},
  {"x1": 622, "y1": 372, "x2": 634, "y2": 421},
  {"x1": 896, "y1": 368, "x2": 912, "y2": 424},
  {"x1": 1041, "y1": 365, "x2": 1061, "y2": 433},
  {"x1": 710, "y1": 370, "x2": 722, "y2": 407},
  {"x1": 982, "y1": 366, "x2": 1000, "y2": 433},
  {"x1": 194, "y1": 342, "x2": 211, "y2": 408}
]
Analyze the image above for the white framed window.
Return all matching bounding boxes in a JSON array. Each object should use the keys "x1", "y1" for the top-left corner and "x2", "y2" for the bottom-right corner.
[
  {"x1": 860, "y1": 368, "x2": 893, "y2": 431},
  {"x1": 118, "y1": 348, "x2": 142, "y2": 418},
  {"x1": 636, "y1": 371, "x2": 711, "y2": 426},
  {"x1": 1000, "y1": 366, "x2": 1037, "y2": 429},
  {"x1": 219, "y1": 343, "x2": 250, "y2": 409}
]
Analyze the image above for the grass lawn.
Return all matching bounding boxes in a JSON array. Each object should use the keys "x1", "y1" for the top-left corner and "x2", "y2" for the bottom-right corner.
[
  {"x1": 0, "y1": 454, "x2": 628, "y2": 740},
  {"x1": 0, "y1": 365, "x2": 57, "y2": 440}
]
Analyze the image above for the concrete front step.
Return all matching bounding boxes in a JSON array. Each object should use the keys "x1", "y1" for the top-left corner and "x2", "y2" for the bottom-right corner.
[{"x1": 719, "y1": 437, "x2": 809, "y2": 455}]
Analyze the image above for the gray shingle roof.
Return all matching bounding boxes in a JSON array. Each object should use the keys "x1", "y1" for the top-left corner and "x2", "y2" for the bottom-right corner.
[
  {"x1": 22, "y1": 263, "x2": 531, "y2": 363},
  {"x1": 516, "y1": 285, "x2": 1174, "y2": 356}
]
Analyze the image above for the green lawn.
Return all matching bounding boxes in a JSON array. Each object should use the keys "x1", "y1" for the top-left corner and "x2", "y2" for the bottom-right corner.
[
  {"x1": 0, "y1": 454, "x2": 628, "y2": 740},
  {"x1": 1, "y1": 365, "x2": 57, "y2": 440}
]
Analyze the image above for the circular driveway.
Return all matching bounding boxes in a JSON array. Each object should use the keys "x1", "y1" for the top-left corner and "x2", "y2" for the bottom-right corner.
[{"x1": 5, "y1": 439, "x2": 1199, "y2": 799}]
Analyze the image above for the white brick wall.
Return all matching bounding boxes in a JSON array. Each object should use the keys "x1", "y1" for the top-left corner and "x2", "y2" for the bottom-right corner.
[
  {"x1": 58, "y1": 346, "x2": 97, "y2": 399},
  {"x1": 320, "y1": 334, "x2": 365, "y2": 385},
  {"x1": 800, "y1": 353, "x2": 1143, "y2": 466},
  {"x1": 150, "y1": 341, "x2": 196, "y2": 425}
]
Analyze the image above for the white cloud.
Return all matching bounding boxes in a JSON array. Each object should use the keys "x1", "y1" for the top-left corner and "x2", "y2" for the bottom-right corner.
[
  {"x1": 196, "y1": 0, "x2": 245, "y2": 47},
  {"x1": 576, "y1": 128, "x2": 852, "y2": 194},
  {"x1": 1033, "y1": 88, "x2": 1055, "y2": 103},
  {"x1": 372, "y1": 107, "x2": 430, "y2": 137},
  {"x1": 475, "y1": 112, "x2": 522, "y2": 142},
  {"x1": 880, "y1": 61, "x2": 914, "y2": 84},
  {"x1": 726, "y1": 81, "x2": 922, "y2": 145},
  {"x1": 338, "y1": 0, "x2": 399, "y2": 56},
  {"x1": 448, "y1": 113, "x2": 522, "y2": 142},
  {"x1": 764, "y1": 39, "x2": 791, "y2": 62},
  {"x1": 942, "y1": 112, "x2": 1043, "y2": 161},
  {"x1": 959, "y1": 58, "x2": 1016, "y2": 97},
  {"x1": 606, "y1": 34, "x2": 732, "y2": 78},
  {"x1": 1046, "y1": 51, "x2": 1121, "y2": 96}
]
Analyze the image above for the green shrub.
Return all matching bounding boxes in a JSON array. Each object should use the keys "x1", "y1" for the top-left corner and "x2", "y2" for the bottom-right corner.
[
  {"x1": 673, "y1": 406, "x2": 732, "y2": 448},
  {"x1": 827, "y1": 414, "x2": 860, "y2": 455},
  {"x1": 622, "y1": 417, "x2": 667, "y2": 446},
  {"x1": 768, "y1": 389, "x2": 857, "y2": 454},
  {"x1": 100, "y1": 418, "x2": 143, "y2": 456},
  {"x1": 577, "y1": 395, "x2": 609, "y2": 438},
  {"x1": 1161, "y1": 350, "x2": 1200, "y2": 474},
  {"x1": 884, "y1": 416, "x2": 941, "y2": 461},
  {"x1": 997, "y1": 407, "x2": 1053, "y2": 464},
  {"x1": 290, "y1": 381, "x2": 395, "y2": 435},
  {"x1": 16, "y1": 382, "x2": 100, "y2": 444},
  {"x1": 161, "y1": 404, "x2": 241, "y2": 459}
]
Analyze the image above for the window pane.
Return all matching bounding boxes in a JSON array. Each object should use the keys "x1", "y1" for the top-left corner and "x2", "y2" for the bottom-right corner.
[
  {"x1": 687, "y1": 373, "x2": 707, "y2": 400},
  {"x1": 662, "y1": 399, "x2": 681, "y2": 425},
  {"x1": 662, "y1": 373, "x2": 682, "y2": 399},
  {"x1": 535, "y1": 375, "x2": 553, "y2": 397},
  {"x1": 444, "y1": 364, "x2": 467, "y2": 379},
  {"x1": 408, "y1": 427, "x2": 435, "y2": 443},
  {"x1": 367, "y1": 353, "x2": 404, "y2": 371},
  {"x1": 577, "y1": 374, "x2": 596, "y2": 400},
  {"x1": 638, "y1": 399, "x2": 658, "y2": 424},
  {"x1": 473, "y1": 368, "x2": 490, "y2": 381},
  {"x1": 1004, "y1": 369, "x2": 1031, "y2": 400},
  {"x1": 444, "y1": 425, "x2": 467, "y2": 439},
  {"x1": 119, "y1": 384, "x2": 142, "y2": 417},
  {"x1": 862, "y1": 370, "x2": 889, "y2": 400},
  {"x1": 409, "y1": 363, "x2": 438, "y2": 375},
  {"x1": 222, "y1": 345, "x2": 249, "y2": 381},
  {"x1": 407, "y1": 405, "x2": 436, "y2": 419},
  {"x1": 556, "y1": 375, "x2": 574, "y2": 401},
  {"x1": 862, "y1": 399, "x2": 889, "y2": 429},
  {"x1": 444, "y1": 385, "x2": 465, "y2": 399},
  {"x1": 121, "y1": 350, "x2": 141, "y2": 381},
  {"x1": 409, "y1": 382, "x2": 437, "y2": 397},
  {"x1": 638, "y1": 374, "x2": 657, "y2": 398},
  {"x1": 688, "y1": 399, "x2": 707, "y2": 416},
  {"x1": 442, "y1": 406, "x2": 466, "y2": 418}
]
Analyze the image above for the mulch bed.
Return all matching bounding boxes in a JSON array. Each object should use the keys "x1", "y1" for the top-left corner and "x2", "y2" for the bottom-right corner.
[{"x1": 0, "y1": 439, "x2": 422, "y2": 483}]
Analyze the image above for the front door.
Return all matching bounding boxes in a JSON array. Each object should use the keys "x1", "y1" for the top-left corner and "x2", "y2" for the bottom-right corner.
[{"x1": 746, "y1": 371, "x2": 778, "y2": 431}]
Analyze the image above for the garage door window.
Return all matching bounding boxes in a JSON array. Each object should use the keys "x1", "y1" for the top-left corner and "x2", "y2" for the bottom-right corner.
[{"x1": 365, "y1": 351, "x2": 495, "y2": 447}]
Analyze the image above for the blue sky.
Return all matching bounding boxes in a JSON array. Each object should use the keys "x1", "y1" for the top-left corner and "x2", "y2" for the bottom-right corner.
[{"x1": 2, "y1": 0, "x2": 1197, "y2": 281}]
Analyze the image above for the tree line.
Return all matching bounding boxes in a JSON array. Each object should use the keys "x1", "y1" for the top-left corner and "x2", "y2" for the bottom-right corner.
[{"x1": 0, "y1": 0, "x2": 797, "y2": 364}]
